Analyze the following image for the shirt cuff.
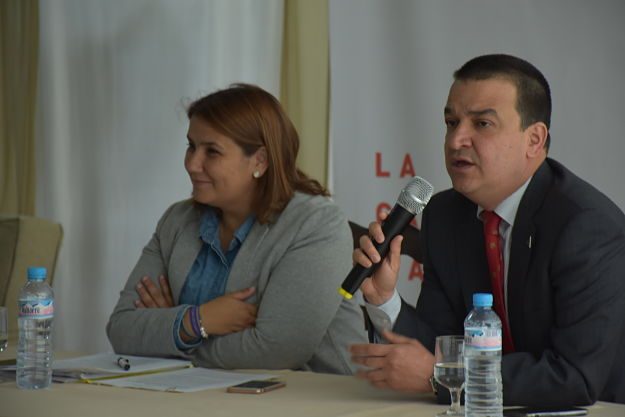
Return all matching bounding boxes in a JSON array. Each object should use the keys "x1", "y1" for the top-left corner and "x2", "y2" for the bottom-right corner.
[
  {"x1": 173, "y1": 305, "x2": 202, "y2": 350},
  {"x1": 364, "y1": 289, "x2": 402, "y2": 334}
]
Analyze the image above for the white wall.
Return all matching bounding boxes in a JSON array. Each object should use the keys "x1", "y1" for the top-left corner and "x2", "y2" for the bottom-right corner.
[{"x1": 329, "y1": 0, "x2": 625, "y2": 305}]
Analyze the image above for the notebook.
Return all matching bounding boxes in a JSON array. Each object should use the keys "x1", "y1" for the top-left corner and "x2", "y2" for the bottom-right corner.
[{"x1": 51, "y1": 353, "x2": 192, "y2": 381}]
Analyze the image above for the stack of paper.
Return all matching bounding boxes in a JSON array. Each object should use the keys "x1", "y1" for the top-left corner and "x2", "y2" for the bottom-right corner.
[
  {"x1": 95, "y1": 367, "x2": 278, "y2": 392},
  {"x1": 0, "y1": 353, "x2": 191, "y2": 383},
  {"x1": 0, "y1": 353, "x2": 278, "y2": 393},
  {"x1": 52, "y1": 353, "x2": 192, "y2": 381}
]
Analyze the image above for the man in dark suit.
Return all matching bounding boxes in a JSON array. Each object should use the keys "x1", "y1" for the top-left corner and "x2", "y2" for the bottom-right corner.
[{"x1": 350, "y1": 54, "x2": 625, "y2": 405}]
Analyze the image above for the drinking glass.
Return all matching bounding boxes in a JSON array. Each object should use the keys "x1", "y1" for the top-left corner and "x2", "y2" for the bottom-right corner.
[
  {"x1": 434, "y1": 335, "x2": 465, "y2": 417},
  {"x1": 0, "y1": 306, "x2": 7, "y2": 351}
]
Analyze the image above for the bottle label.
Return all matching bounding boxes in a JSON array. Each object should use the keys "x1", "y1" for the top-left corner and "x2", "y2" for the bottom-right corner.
[
  {"x1": 465, "y1": 327, "x2": 501, "y2": 350},
  {"x1": 18, "y1": 299, "x2": 54, "y2": 319}
]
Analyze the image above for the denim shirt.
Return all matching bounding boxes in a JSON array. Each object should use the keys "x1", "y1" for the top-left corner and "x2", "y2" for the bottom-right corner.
[{"x1": 173, "y1": 208, "x2": 255, "y2": 349}]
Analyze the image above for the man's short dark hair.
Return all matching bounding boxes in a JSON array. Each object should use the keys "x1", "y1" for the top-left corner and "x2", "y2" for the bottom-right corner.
[{"x1": 454, "y1": 54, "x2": 552, "y2": 150}]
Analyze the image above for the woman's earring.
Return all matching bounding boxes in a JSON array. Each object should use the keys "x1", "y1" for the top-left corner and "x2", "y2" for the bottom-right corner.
[{"x1": 253, "y1": 171, "x2": 261, "y2": 179}]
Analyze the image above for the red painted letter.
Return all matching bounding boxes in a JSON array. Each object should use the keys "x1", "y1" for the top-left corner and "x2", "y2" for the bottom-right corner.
[
  {"x1": 375, "y1": 152, "x2": 390, "y2": 177},
  {"x1": 408, "y1": 261, "x2": 424, "y2": 281},
  {"x1": 399, "y1": 153, "x2": 415, "y2": 178}
]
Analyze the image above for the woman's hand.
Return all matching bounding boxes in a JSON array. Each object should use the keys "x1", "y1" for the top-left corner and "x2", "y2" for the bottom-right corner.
[
  {"x1": 198, "y1": 287, "x2": 258, "y2": 335},
  {"x1": 135, "y1": 275, "x2": 174, "y2": 308}
]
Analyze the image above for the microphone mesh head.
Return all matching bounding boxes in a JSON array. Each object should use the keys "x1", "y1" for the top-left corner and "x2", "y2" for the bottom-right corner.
[{"x1": 397, "y1": 176, "x2": 434, "y2": 215}]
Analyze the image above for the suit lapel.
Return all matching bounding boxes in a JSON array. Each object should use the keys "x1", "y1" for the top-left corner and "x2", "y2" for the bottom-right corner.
[
  {"x1": 507, "y1": 160, "x2": 552, "y2": 341},
  {"x1": 455, "y1": 194, "x2": 491, "y2": 311},
  {"x1": 225, "y1": 221, "x2": 269, "y2": 302},
  {"x1": 169, "y1": 208, "x2": 203, "y2": 301}
]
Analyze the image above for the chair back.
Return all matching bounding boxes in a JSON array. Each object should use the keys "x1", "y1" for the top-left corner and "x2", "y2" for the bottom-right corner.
[
  {"x1": 347, "y1": 220, "x2": 422, "y2": 262},
  {"x1": 348, "y1": 220, "x2": 422, "y2": 341},
  {"x1": 0, "y1": 215, "x2": 63, "y2": 343}
]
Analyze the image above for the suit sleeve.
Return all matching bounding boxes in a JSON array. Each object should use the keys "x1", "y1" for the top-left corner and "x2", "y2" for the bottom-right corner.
[
  {"x1": 191, "y1": 203, "x2": 361, "y2": 373},
  {"x1": 106, "y1": 204, "x2": 189, "y2": 358},
  {"x1": 502, "y1": 208, "x2": 625, "y2": 406},
  {"x1": 393, "y1": 203, "x2": 465, "y2": 353},
  {"x1": 393, "y1": 203, "x2": 466, "y2": 404}
]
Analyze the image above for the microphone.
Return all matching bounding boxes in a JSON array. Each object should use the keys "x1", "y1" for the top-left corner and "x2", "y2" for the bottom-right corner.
[{"x1": 339, "y1": 176, "x2": 434, "y2": 299}]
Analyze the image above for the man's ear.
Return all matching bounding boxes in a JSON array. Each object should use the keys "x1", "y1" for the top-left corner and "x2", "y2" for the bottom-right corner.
[{"x1": 526, "y1": 122, "x2": 548, "y2": 158}]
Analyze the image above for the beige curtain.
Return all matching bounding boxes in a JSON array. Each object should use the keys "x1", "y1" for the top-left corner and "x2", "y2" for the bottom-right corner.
[
  {"x1": 280, "y1": 0, "x2": 329, "y2": 187},
  {"x1": 0, "y1": 0, "x2": 38, "y2": 215}
]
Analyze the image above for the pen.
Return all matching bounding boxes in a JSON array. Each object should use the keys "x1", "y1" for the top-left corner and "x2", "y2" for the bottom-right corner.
[{"x1": 116, "y1": 356, "x2": 131, "y2": 371}]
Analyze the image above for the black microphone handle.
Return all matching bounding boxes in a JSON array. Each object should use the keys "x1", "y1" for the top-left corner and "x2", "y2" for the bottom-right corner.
[{"x1": 340, "y1": 204, "x2": 415, "y2": 298}]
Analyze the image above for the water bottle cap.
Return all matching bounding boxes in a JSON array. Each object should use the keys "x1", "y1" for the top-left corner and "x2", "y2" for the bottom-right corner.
[
  {"x1": 27, "y1": 267, "x2": 47, "y2": 281},
  {"x1": 473, "y1": 292, "x2": 493, "y2": 307}
]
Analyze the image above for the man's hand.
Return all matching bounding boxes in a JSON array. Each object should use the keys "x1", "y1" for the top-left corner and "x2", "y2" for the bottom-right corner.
[
  {"x1": 135, "y1": 275, "x2": 174, "y2": 308},
  {"x1": 352, "y1": 211, "x2": 404, "y2": 305},
  {"x1": 350, "y1": 330, "x2": 435, "y2": 393}
]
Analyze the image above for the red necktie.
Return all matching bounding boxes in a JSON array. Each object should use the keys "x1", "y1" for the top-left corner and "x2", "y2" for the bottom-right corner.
[{"x1": 482, "y1": 210, "x2": 515, "y2": 353}]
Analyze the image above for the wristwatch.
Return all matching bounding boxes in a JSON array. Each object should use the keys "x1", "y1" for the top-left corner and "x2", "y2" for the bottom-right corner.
[{"x1": 429, "y1": 374, "x2": 439, "y2": 395}]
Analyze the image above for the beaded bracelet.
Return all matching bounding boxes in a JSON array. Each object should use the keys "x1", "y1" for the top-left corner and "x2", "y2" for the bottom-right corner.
[
  {"x1": 195, "y1": 306, "x2": 209, "y2": 339},
  {"x1": 180, "y1": 309, "x2": 198, "y2": 340},
  {"x1": 189, "y1": 306, "x2": 201, "y2": 337}
]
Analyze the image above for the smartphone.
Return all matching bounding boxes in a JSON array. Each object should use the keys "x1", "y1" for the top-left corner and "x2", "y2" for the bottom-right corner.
[
  {"x1": 504, "y1": 407, "x2": 587, "y2": 417},
  {"x1": 226, "y1": 380, "x2": 286, "y2": 394}
]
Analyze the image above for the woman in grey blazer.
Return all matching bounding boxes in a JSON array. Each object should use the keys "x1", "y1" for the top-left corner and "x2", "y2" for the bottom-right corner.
[{"x1": 106, "y1": 84, "x2": 367, "y2": 374}]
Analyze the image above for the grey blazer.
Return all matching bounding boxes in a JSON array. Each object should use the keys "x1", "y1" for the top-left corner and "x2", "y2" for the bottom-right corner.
[{"x1": 106, "y1": 192, "x2": 367, "y2": 374}]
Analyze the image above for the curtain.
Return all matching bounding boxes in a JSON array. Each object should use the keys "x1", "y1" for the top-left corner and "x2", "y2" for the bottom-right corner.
[
  {"x1": 36, "y1": 0, "x2": 284, "y2": 353},
  {"x1": 0, "y1": 0, "x2": 38, "y2": 215},
  {"x1": 280, "y1": 0, "x2": 330, "y2": 187}
]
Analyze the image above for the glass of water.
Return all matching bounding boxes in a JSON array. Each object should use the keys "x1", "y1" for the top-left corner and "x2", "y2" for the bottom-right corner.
[
  {"x1": 434, "y1": 335, "x2": 465, "y2": 416},
  {"x1": 0, "y1": 306, "x2": 7, "y2": 351}
]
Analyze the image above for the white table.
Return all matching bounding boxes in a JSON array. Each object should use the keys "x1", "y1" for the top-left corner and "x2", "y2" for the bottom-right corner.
[{"x1": 0, "y1": 350, "x2": 623, "y2": 417}]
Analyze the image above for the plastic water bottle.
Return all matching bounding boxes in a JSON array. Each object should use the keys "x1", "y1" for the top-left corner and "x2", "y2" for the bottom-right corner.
[
  {"x1": 16, "y1": 267, "x2": 54, "y2": 389},
  {"x1": 464, "y1": 293, "x2": 503, "y2": 417}
]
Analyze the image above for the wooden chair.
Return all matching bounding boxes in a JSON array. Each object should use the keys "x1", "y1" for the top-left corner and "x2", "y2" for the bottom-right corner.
[{"x1": 0, "y1": 215, "x2": 63, "y2": 343}]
